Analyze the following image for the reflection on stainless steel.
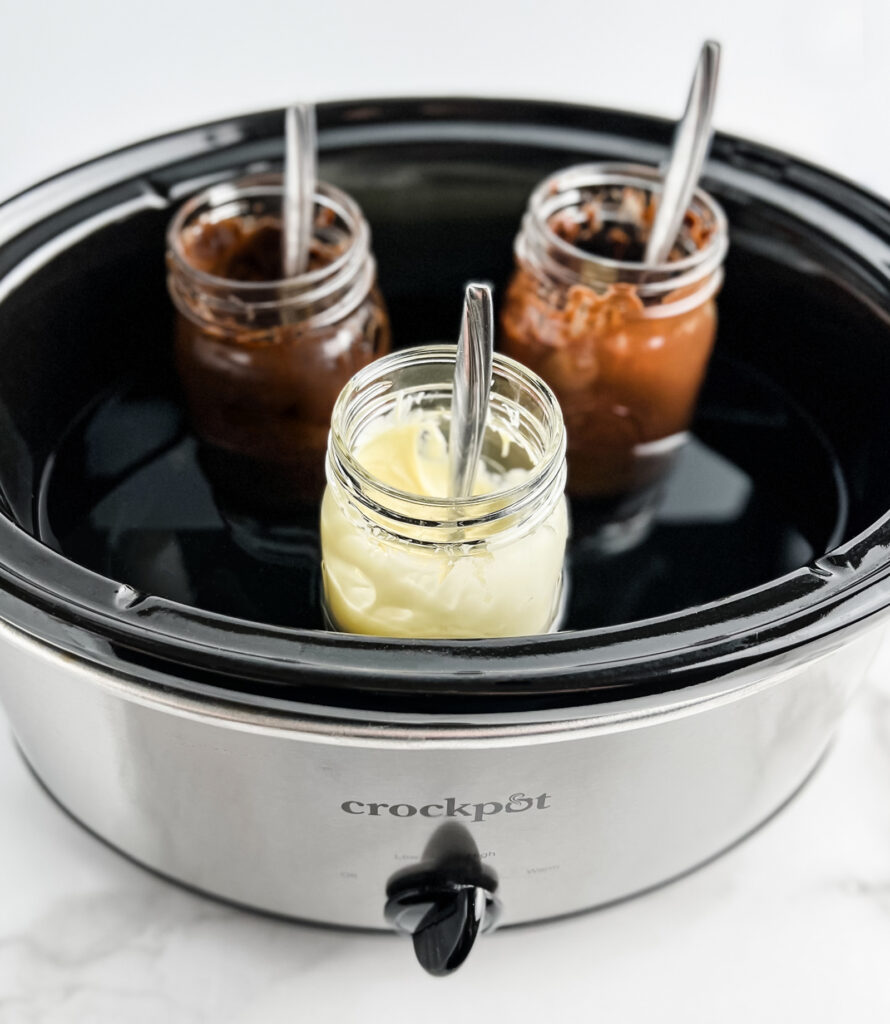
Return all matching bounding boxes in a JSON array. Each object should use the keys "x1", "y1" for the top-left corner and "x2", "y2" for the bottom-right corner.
[
  {"x1": 0, "y1": 616, "x2": 884, "y2": 927},
  {"x1": 449, "y1": 283, "x2": 495, "y2": 499},
  {"x1": 645, "y1": 40, "x2": 722, "y2": 267},
  {"x1": 283, "y1": 103, "x2": 316, "y2": 278}
]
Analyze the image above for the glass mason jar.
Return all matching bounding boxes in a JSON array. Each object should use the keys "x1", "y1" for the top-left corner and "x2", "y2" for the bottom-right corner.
[
  {"x1": 501, "y1": 163, "x2": 728, "y2": 551},
  {"x1": 167, "y1": 174, "x2": 391, "y2": 521},
  {"x1": 321, "y1": 345, "x2": 569, "y2": 639}
]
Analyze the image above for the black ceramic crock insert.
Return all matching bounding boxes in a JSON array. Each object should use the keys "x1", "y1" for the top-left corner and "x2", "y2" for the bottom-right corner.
[{"x1": 1, "y1": 99, "x2": 889, "y2": 715}]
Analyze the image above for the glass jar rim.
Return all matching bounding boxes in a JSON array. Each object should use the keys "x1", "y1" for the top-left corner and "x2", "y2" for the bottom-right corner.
[
  {"x1": 527, "y1": 161, "x2": 729, "y2": 281},
  {"x1": 166, "y1": 173, "x2": 370, "y2": 295},
  {"x1": 328, "y1": 344, "x2": 567, "y2": 523}
]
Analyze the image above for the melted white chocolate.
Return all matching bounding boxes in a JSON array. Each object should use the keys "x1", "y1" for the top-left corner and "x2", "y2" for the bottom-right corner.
[{"x1": 321, "y1": 416, "x2": 568, "y2": 639}]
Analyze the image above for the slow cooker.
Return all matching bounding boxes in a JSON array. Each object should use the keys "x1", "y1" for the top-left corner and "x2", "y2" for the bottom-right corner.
[{"x1": 1, "y1": 98, "x2": 889, "y2": 975}]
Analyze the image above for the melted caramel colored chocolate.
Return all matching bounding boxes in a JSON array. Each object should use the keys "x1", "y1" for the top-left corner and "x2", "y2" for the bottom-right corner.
[{"x1": 500, "y1": 262, "x2": 717, "y2": 499}]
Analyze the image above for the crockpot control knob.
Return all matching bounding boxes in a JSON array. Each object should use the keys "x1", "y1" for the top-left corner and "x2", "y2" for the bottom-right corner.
[{"x1": 385, "y1": 879, "x2": 501, "y2": 976}]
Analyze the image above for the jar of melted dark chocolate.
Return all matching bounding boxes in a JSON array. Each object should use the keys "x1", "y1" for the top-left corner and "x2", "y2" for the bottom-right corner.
[
  {"x1": 167, "y1": 175, "x2": 390, "y2": 524},
  {"x1": 501, "y1": 163, "x2": 728, "y2": 551}
]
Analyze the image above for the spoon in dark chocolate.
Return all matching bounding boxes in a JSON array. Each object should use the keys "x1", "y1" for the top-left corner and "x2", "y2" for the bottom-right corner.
[
  {"x1": 283, "y1": 103, "x2": 317, "y2": 277},
  {"x1": 645, "y1": 40, "x2": 721, "y2": 267}
]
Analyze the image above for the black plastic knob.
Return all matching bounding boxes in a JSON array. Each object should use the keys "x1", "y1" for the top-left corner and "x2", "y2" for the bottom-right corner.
[
  {"x1": 385, "y1": 877, "x2": 500, "y2": 977},
  {"x1": 385, "y1": 822, "x2": 501, "y2": 976}
]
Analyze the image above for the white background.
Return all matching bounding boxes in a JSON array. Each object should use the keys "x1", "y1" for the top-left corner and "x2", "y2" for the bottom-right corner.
[
  {"x1": 1, "y1": 0, "x2": 889, "y2": 202},
  {"x1": 2, "y1": 1, "x2": 890, "y2": 1021}
]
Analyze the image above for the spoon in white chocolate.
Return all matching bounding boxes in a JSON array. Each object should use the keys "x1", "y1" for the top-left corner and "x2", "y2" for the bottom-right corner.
[
  {"x1": 283, "y1": 103, "x2": 317, "y2": 277},
  {"x1": 645, "y1": 40, "x2": 721, "y2": 267},
  {"x1": 449, "y1": 283, "x2": 494, "y2": 499}
]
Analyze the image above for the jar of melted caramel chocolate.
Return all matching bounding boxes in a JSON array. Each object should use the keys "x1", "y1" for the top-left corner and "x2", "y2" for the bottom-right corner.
[
  {"x1": 501, "y1": 163, "x2": 728, "y2": 550},
  {"x1": 167, "y1": 175, "x2": 390, "y2": 520}
]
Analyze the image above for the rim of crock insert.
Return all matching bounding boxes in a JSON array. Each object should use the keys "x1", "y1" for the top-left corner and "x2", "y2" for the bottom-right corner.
[{"x1": 1, "y1": 96, "x2": 890, "y2": 716}]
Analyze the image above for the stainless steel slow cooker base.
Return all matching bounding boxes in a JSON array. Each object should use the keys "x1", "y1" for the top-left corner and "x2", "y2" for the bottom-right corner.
[
  {"x1": 1, "y1": 617, "x2": 882, "y2": 931},
  {"x1": 14, "y1": 722, "x2": 834, "y2": 933}
]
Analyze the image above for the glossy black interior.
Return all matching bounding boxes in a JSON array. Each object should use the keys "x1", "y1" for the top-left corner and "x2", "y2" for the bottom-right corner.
[{"x1": 1, "y1": 99, "x2": 889, "y2": 714}]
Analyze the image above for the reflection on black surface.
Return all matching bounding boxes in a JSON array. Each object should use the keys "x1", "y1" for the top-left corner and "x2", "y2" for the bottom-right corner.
[
  {"x1": 40, "y1": 353, "x2": 844, "y2": 632},
  {"x1": 566, "y1": 438, "x2": 815, "y2": 628}
]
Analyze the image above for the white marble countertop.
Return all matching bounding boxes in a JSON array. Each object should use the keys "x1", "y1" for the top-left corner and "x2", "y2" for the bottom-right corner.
[{"x1": 2, "y1": 1, "x2": 890, "y2": 1020}]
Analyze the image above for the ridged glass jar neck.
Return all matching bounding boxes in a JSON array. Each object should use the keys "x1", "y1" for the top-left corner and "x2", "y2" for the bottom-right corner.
[
  {"x1": 166, "y1": 174, "x2": 376, "y2": 332},
  {"x1": 515, "y1": 162, "x2": 729, "y2": 318},
  {"x1": 326, "y1": 345, "x2": 567, "y2": 545}
]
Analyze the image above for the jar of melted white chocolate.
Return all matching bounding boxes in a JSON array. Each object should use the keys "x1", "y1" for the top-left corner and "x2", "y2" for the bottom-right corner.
[{"x1": 321, "y1": 345, "x2": 568, "y2": 639}]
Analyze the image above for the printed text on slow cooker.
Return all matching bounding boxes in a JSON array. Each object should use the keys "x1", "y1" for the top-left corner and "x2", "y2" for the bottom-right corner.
[{"x1": 340, "y1": 793, "x2": 551, "y2": 822}]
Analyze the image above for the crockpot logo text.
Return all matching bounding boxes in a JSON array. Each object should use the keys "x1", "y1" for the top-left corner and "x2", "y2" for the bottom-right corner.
[{"x1": 340, "y1": 793, "x2": 551, "y2": 823}]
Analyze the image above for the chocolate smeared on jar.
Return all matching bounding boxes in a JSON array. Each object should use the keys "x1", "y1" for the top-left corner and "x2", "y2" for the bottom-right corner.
[
  {"x1": 500, "y1": 162, "x2": 728, "y2": 552},
  {"x1": 166, "y1": 174, "x2": 391, "y2": 523}
]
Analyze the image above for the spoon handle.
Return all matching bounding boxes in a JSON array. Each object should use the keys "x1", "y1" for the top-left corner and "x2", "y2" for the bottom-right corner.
[
  {"x1": 645, "y1": 40, "x2": 721, "y2": 267},
  {"x1": 283, "y1": 103, "x2": 317, "y2": 278},
  {"x1": 449, "y1": 283, "x2": 494, "y2": 499}
]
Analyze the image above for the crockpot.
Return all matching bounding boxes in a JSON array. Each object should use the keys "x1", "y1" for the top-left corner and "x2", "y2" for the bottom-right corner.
[{"x1": 1, "y1": 98, "x2": 889, "y2": 975}]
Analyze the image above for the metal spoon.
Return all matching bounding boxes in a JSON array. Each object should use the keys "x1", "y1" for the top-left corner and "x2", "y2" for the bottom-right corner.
[
  {"x1": 283, "y1": 103, "x2": 317, "y2": 277},
  {"x1": 644, "y1": 40, "x2": 721, "y2": 267},
  {"x1": 448, "y1": 283, "x2": 494, "y2": 499}
]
